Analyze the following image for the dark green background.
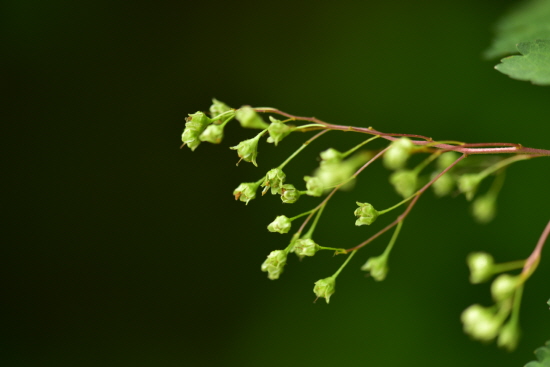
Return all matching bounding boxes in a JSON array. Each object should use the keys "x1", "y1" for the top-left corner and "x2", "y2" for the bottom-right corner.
[{"x1": 4, "y1": 0, "x2": 549, "y2": 366}]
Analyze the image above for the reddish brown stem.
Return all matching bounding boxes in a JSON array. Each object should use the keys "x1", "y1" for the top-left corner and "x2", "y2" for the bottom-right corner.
[
  {"x1": 254, "y1": 108, "x2": 550, "y2": 156},
  {"x1": 522, "y1": 220, "x2": 550, "y2": 277}
]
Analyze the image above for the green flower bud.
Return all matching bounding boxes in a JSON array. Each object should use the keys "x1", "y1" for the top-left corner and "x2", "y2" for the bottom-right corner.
[
  {"x1": 354, "y1": 202, "x2": 380, "y2": 226},
  {"x1": 383, "y1": 137, "x2": 414, "y2": 170},
  {"x1": 181, "y1": 112, "x2": 212, "y2": 151},
  {"x1": 261, "y1": 168, "x2": 286, "y2": 195},
  {"x1": 313, "y1": 276, "x2": 336, "y2": 304},
  {"x1": 235, "y1": 106, "x2": 269, "y2": 129},
  {"x1": 233, "y1": 182, "x2": 259, "y2": 205},
  {"x1": 491, "y1": 274, "x2": 519, "y2": 302},
  {"x1": 266, "y1": 117, "x2": 291, "y2": 146},
  {"x1": 261, "y1": 250, "x2": 287, "y2": 280},
  {"x1": 294, "y1": 238, "x2": 320, "y2": 257},
  {"x1": 267, "y1": 215, "x2": 292, "y2": 234},
  {"x1": 389, "y1": 170, "x2": 418, "y2": 198},
  {"x1": 437, "y1": 151, "x2": 460, "y2": 170},
  {"x1": 461, "y1": 304, "x2": 501, "y2": 341},
  {"x1": 467, "y1": 252, "x2": 495, "y2": 284},
  {"x1": 431, "y1": 172, "x2": 455, "y2": 197},
  {"x1": 472, "y1": 194, "x2": 497, "y2": 224},
  {"x1": 230, "y1": 136, "x2": 260, "y2": 166},
  {"x1": 210, "y1": 98, "x2": 232, "y2": 117},
  {"x1": 281, "y1": 184, "x2": 300, "y2": 204},
  {"x1": 361, "y1": 254, "x2": 389, "y2": 281},
  {"x1": 320, "y1": 148, "x2": 343, "y2": 164},
  {"x1": 458, "y1": 174, "x2": 482, "y2": 201},
  {"x1": 199, "y1": 123, "x2": 224, "y2": 144},
  {"x1": 304, "y1": 176, "x2": 324, "y2": 197},
  {"x1": 497, "y1": 321, "x2": 520, "y2": 351}
]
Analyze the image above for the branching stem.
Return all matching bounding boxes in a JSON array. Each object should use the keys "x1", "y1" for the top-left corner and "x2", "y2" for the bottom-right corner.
[{"x1": 254, "y1": 108, "x2": 550, "y2": 156}]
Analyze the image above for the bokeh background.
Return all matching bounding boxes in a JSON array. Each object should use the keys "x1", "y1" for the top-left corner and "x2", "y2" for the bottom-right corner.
[{"x1": 4, "y1": 0, "x2": 550, "y2": 366}]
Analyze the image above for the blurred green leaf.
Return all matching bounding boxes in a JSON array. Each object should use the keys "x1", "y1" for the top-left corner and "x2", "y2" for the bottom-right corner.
[
  {"x1": 485, "y1": 0, "x2": 550, "y2": 59},
  {"x1": 495, "y1": 40, "x2": 550, "y2": 85},
  {"x1": 525, "y1": 341, "x2": 550, "y2": 367}
]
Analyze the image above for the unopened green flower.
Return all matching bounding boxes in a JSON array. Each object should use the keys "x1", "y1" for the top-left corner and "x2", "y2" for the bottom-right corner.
[
  {"x1": 281, "y1": 184, "x2": 300, "y2": 204},
  {"x1": 294, "y1": 238, "x2": 320, "y2": 257},
  {"x1": 361, "y1": 254, "x2": 389, "y2": 281},
  {"x1": 458, "y1": 174, "x2": 482, "y2": 201},
  {"x1": 472, "y1": 194, "x2": 497, "y2": 224},
  {"x1": 304, "y1": 176, "x2": 323, "y2": 197},
  {"x1": 267, "y1": 215, "x2": 292, "y2": 234},
  {"x1": 467, "y1": 252, "x2": 495, "y2": 284},
  {"x1": 181, "y1": 112, "x2": 212, "y2": 151},
  {"x1": 261, "y1": 250, "x2": 287, "y2": 280},
  {"x1": 199, "y1": 123, "x2": 224, "y2": 144},
  {"x1": 267, "y1": 117, "x2": 291, "y2": 146},
  {"x1": 389, "y1": 170, "x2": 418, "y2": 198},
  {"x1": 320, "y1": 148, "x2": 343, "y2": 165},
  {"x1": 354, "y1": 202, "x2": 379, "y2": 226},
  {"x1": 461, "y1": 304, "x2": 501, "y2": 341},
  {"x1": 431, "y1": 172, "x2": 455, "y2": 197},
  {"x1": 437, "y1": 151, "x2": 460, "y2": 170},
  {"x1": 210, "y1": 98, "x2": 232, "y2": 117},
  {"x1": 235, "y1": 106, "x2": 269, "y2": 129},
  {"x1": 233, "y1": 182, "x2": 259, "y2": 204},
  {"x1": 383, "y1": 138, "x2": 414, "y2": 170},
  {"x1": 230, "y1": 136, "x2": 261, "y2": 166},
  {"x1": 313, "y1": 276, "x2": 336, "y2": 304},
  {"x1": 491, "y1": 274, "x2": 519, "y2": 302},
  {"x1": 497, "y1": 321, "x2": 520, "y2": 351},
  {"x1": 261, "y1": 168, "x2": 286, "y2": 195}
]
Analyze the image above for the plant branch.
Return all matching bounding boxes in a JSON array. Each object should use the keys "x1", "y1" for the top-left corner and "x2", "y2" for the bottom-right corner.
[
  {"x1": 521, "y1": 220, "x2": 550, "y2": 279},
  {"x1": 254, "y1": 108, "x2": 550, "y2": 156}
]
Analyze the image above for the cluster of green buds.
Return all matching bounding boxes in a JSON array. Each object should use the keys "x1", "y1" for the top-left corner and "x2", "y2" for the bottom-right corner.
[
  {"x1": 182, "y1": 100, "x2": 546, "y2": 348},
  {"x1": 462, "y1": 252, "x2": 526, "y2": 350}
]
